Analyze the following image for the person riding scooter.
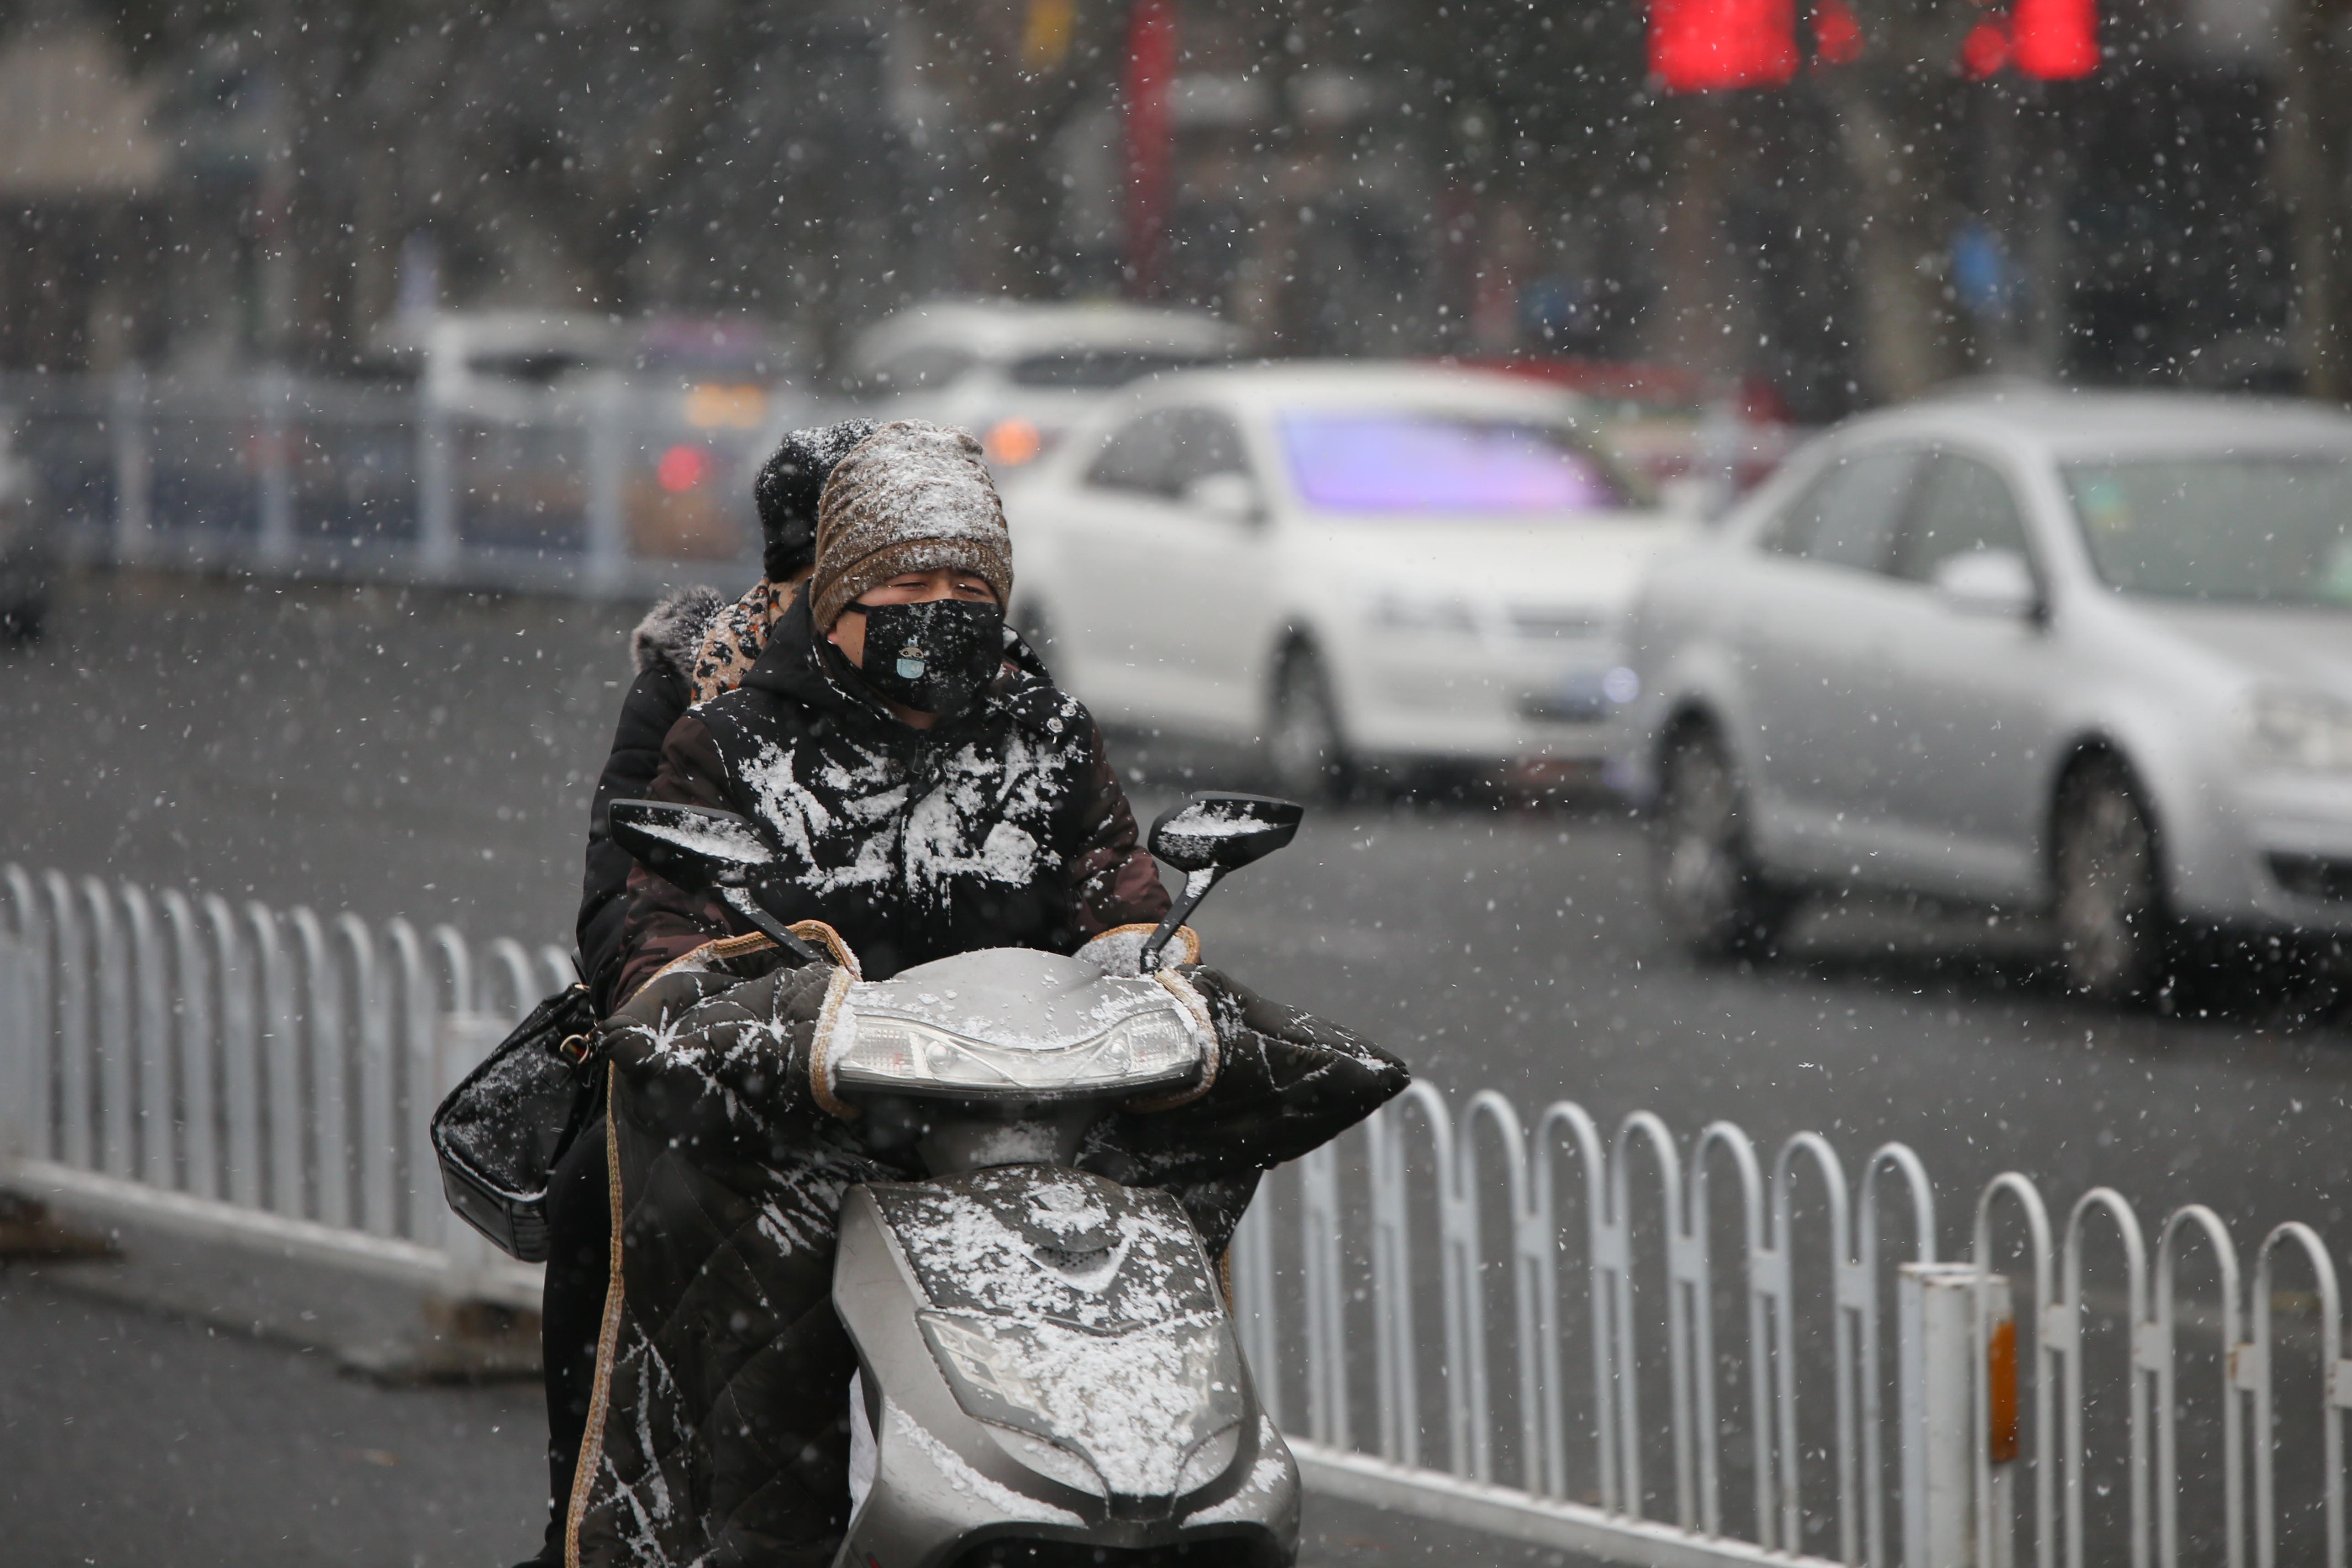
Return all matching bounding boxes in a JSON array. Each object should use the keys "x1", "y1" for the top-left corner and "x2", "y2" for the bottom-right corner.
[{"x1": 540, "y1": 420, "x2": 1407, "y2": 1567}]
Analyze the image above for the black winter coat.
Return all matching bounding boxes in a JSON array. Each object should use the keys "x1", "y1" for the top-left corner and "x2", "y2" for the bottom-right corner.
[{"x1": 616, "y1": 584, "x2": 1167, "y2": 997}]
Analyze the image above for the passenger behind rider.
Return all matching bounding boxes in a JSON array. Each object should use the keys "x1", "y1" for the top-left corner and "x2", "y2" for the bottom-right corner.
[{"x1": 575, "y1": 419, "x2": 877, "y2": 1014}]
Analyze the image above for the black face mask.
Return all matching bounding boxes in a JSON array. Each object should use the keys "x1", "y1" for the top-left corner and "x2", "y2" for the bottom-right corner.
[{"x1": 844, "y1": 598, "x2": 1005, "y2": 716}]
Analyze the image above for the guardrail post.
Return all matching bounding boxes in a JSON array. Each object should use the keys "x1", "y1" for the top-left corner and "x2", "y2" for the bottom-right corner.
[
  {"x1": 583, "y1": 373, "x2": 628, "y2": 597},
  {"x1": 256, "y1": 366, "x2": 296, "y2": 570},
  {"x1": 416, "y1": 394, "x2": 457, "y2": 578},
  {"x1": 110, "y1": 365, "x2": 152, "y2": 565},
  {"x1": 1300, "y1": 1142, "x2": 1347, "y2": 1449},
  {"x1": 86, "y1": 880, "x2": 132, "y2": 1180},
  {"x1": 1230, "y1": 1192, "x2": 1279, "y2": 1426},
  {"x1": 3, "y1": 867, "x2": 50, "y2": 1165},
  {"x1": 1905, "y1": 1263, "x2": 2014, "y2": 1568},
  {"x1": 0, "y1": 932, "x2": 28, "y2": 1159}
]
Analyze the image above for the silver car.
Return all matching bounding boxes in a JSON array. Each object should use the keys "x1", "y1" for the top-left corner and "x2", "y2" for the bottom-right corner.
[{"x1": 1621, "y1": 387, "x2": 2352, "y2": 1000}]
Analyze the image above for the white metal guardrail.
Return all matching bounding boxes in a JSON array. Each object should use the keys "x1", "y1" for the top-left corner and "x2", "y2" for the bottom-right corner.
[
  {"x1": 1230, "y1": 1080, "x2": 2352, "y2": 1568},
  {"x1": 0, "y1": 864, "x2": 560, "y2": 1307},
  {"x1": 2, "y1": 862, "x2": 2346, "y2": 1566}
]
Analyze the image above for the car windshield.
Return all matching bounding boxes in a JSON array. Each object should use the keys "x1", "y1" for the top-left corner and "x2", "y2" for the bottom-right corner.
[
  {"x1": 1006, "y1": 349, "x2": 1225, "y2": 389},
  {"x1": 2065, "y1": 455, "x2": 2352, "y2": 606},
  {"x1": 1278, "y1": 410, "x2": 1634, "y2": 513}
]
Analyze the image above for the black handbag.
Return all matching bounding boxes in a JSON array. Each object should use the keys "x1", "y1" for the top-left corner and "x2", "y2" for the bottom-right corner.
[{"x1": 430, "y1": 982, "x2": 601, "y2": 1263}]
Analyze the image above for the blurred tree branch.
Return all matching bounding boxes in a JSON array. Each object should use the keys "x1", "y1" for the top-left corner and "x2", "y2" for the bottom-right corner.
[{"x1": 2278, "y1": 0, "x2": 2352, "y2": 397}]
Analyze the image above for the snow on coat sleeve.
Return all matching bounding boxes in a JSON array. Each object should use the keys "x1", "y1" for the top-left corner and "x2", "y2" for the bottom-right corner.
[
  {"x1": 613, "y1": 709, "x2": 749, "y2": 1004},
  {"x1": 577, "y1": 960, "x2": 891, "y2": 1566},
  {"x1": 1064, "y1": 717, "x2": 1171, "y2": 937},
  {"x1": 598, "y1": 962, "x2": 845, "y2": 1151},
  {"x1": 1084, "y1": 965, "x2": 1409, "y2": 1190}
]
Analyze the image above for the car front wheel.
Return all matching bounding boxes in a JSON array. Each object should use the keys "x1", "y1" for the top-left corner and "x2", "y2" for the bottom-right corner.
[
  {"x1": 1267, "y1": 646, "x2": 1351, "y2": 801},
  {"x1": 2052, "y1": 757, "x2": 2167, "y2": 1004},
  {"x1": 1652, "y1": 724, "x2": 1791, "y2": 959}
]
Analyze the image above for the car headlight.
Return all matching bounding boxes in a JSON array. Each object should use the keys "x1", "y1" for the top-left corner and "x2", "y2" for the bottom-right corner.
[
  {"x1": 1369, "y1": 592, "x2": 1479, "y2": 634},
  {"x1": 832, "y1": 1007, "x2": 1201, "y2": 1095},
  {"x1": 2243, "y1": 689, "x2": 2352, "y2": 773}
]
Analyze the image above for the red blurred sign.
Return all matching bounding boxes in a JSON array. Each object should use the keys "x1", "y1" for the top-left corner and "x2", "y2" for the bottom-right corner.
[
  {"x1": 1650, "y1": 0, "x2": 1799, "y2": 91},
  {"x1": 1959, "y1": 15, "x2": 2011, "y2": 79},
  {"x1": 1812, "y1": 0, "x2": 1864, "y2": 64},
  {"x1": 656, "y1": 444, "x2": 710, "y2": 493},
  {"x1": 2013, "y1": 0, "x2": 2098, "y2": 78},
  {"x1": 1121, "y1": 0, "x2": 1175, "y2": 298}
]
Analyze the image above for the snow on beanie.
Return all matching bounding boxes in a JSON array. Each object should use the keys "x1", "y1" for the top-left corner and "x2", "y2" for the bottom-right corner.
[
  {"x1": 752, "y1": 418, "x2": 877, "y2": 582},
  {"x1": 810, "y1": 420, "x2": 1013, "y2": 630}
]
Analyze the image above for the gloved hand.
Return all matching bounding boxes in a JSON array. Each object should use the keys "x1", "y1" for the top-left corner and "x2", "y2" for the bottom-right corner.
[
  {"x1": 607, "y1": 920, "x2": 858, "y2": 1033},
  {"x1": 1076, "y1": 921, "x2": 1201, "y2": 977}
]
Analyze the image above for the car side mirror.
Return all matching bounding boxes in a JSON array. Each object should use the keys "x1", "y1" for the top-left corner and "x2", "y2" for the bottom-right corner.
[
  {"x1": 1137, "y1": 793, "x2": 1304, "y2": 968},
  {"x1": 1932, "y1": 549, "x2": 2038, "y2": 619},
  {"x1": 1182, "y1": 472, "x2": 1264, "y2": 526}
]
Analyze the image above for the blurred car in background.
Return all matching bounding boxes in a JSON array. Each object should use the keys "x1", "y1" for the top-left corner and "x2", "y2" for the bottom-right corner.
[
  {"x1": 623, "y1": 316, "x2": 813, "y2": 561},
  {"x1": 845, "y1": 299, "x2": 1246, "y2": 474},
  {"x1": 370, "y1": 310, "x2": 809, "y2": 562},
  {"x1": 0, "y1": 410, "x2": 49, "y2": 640},
  {"x1": 1004, "y1": 362, "x2": 1684, "y2": 796},
  {"x1": 1469, "y1": 356, "x2": 1800, "y2": 509},
  {"x1": 1622, "y1": 387, "x2": 2352, "y2": 1000}
]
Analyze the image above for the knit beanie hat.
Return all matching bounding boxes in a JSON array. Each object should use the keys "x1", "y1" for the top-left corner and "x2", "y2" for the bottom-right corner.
[
  {"x1": 810, "y1": 420, "x2": 1014, "y2": 629},
  {"x1": 752, "y1": 418, "x2": 877, "y2": 582}
]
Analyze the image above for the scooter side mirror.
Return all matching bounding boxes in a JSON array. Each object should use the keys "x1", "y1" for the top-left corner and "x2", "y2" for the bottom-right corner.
[
  {"x1": 1139, "y1": 793, "x2": 1304, "y2": 969},
  {"x1": 609, "y1": 800, "x2": 777, "y2": 897},
  {"x1": 1147, "y1": 793, "x2": 1302, "y2": 874}
]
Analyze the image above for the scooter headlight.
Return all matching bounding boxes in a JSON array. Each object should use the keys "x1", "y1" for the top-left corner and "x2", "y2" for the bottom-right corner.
[{"x1": 832, "y1": 1007, "x2": 1201, "y2": 1097}]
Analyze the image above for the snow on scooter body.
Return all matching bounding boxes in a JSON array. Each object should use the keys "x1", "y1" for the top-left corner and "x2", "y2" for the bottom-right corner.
[{"x1": 608, "y1": 791, "x2": 1309, "y2": 1568}]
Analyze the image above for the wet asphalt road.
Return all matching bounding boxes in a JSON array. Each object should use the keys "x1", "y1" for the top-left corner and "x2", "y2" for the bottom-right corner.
[{"x1": 4, "y1": 568, "x2": 2351, "y2": 1564}]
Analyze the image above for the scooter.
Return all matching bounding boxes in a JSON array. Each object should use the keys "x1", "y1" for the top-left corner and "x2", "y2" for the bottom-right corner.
[{"x1": 609, "y1": 791, "x2": 1308, "y2": 1568}]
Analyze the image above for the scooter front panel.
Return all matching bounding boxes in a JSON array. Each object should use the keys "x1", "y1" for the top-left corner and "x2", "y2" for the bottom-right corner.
[
  {"x1": 871, "y1": 1167, "x2": 1223, "y2": 1331},
  {"x1": 916, "y1": 1308, "x2": 1241, "y2": 1502},
  {"x1": 834, "y1": 1170, "x2": 1295, "y2": 1568}
]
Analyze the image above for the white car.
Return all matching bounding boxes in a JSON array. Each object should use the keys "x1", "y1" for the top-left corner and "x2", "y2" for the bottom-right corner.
[
  {"x1": 1622, "y1": 387, "x2": 2352, "y2": 999},
  {"x1": 1004, "y1": 363, "x2": 1684, "y2": 795},
  {"x1": 847, "y1": 299, "x2": 1245, "y2": 473}
]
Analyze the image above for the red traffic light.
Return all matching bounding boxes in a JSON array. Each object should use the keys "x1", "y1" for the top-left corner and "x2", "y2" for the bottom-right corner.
[
  {"x1": 1651, "y1": 0, "x2": 2094, "y2": 90},
  {"x1": 2013, "y1": 0, "x2": 2097, "y2": 78},
  {"x1": 1649, "y1": 0, "x2": 1799, "y2": 92}
]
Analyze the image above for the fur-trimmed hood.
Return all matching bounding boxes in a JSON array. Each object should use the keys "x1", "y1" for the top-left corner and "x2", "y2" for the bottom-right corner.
[{"x1": 630, "y1": 584, "x2": 729, "y2": 685}]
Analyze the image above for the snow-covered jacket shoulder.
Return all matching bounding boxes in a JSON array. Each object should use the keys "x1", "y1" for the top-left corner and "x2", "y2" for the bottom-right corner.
[{"x1": 616, "y1": 585, "x2": 1167, "y2": 995}]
